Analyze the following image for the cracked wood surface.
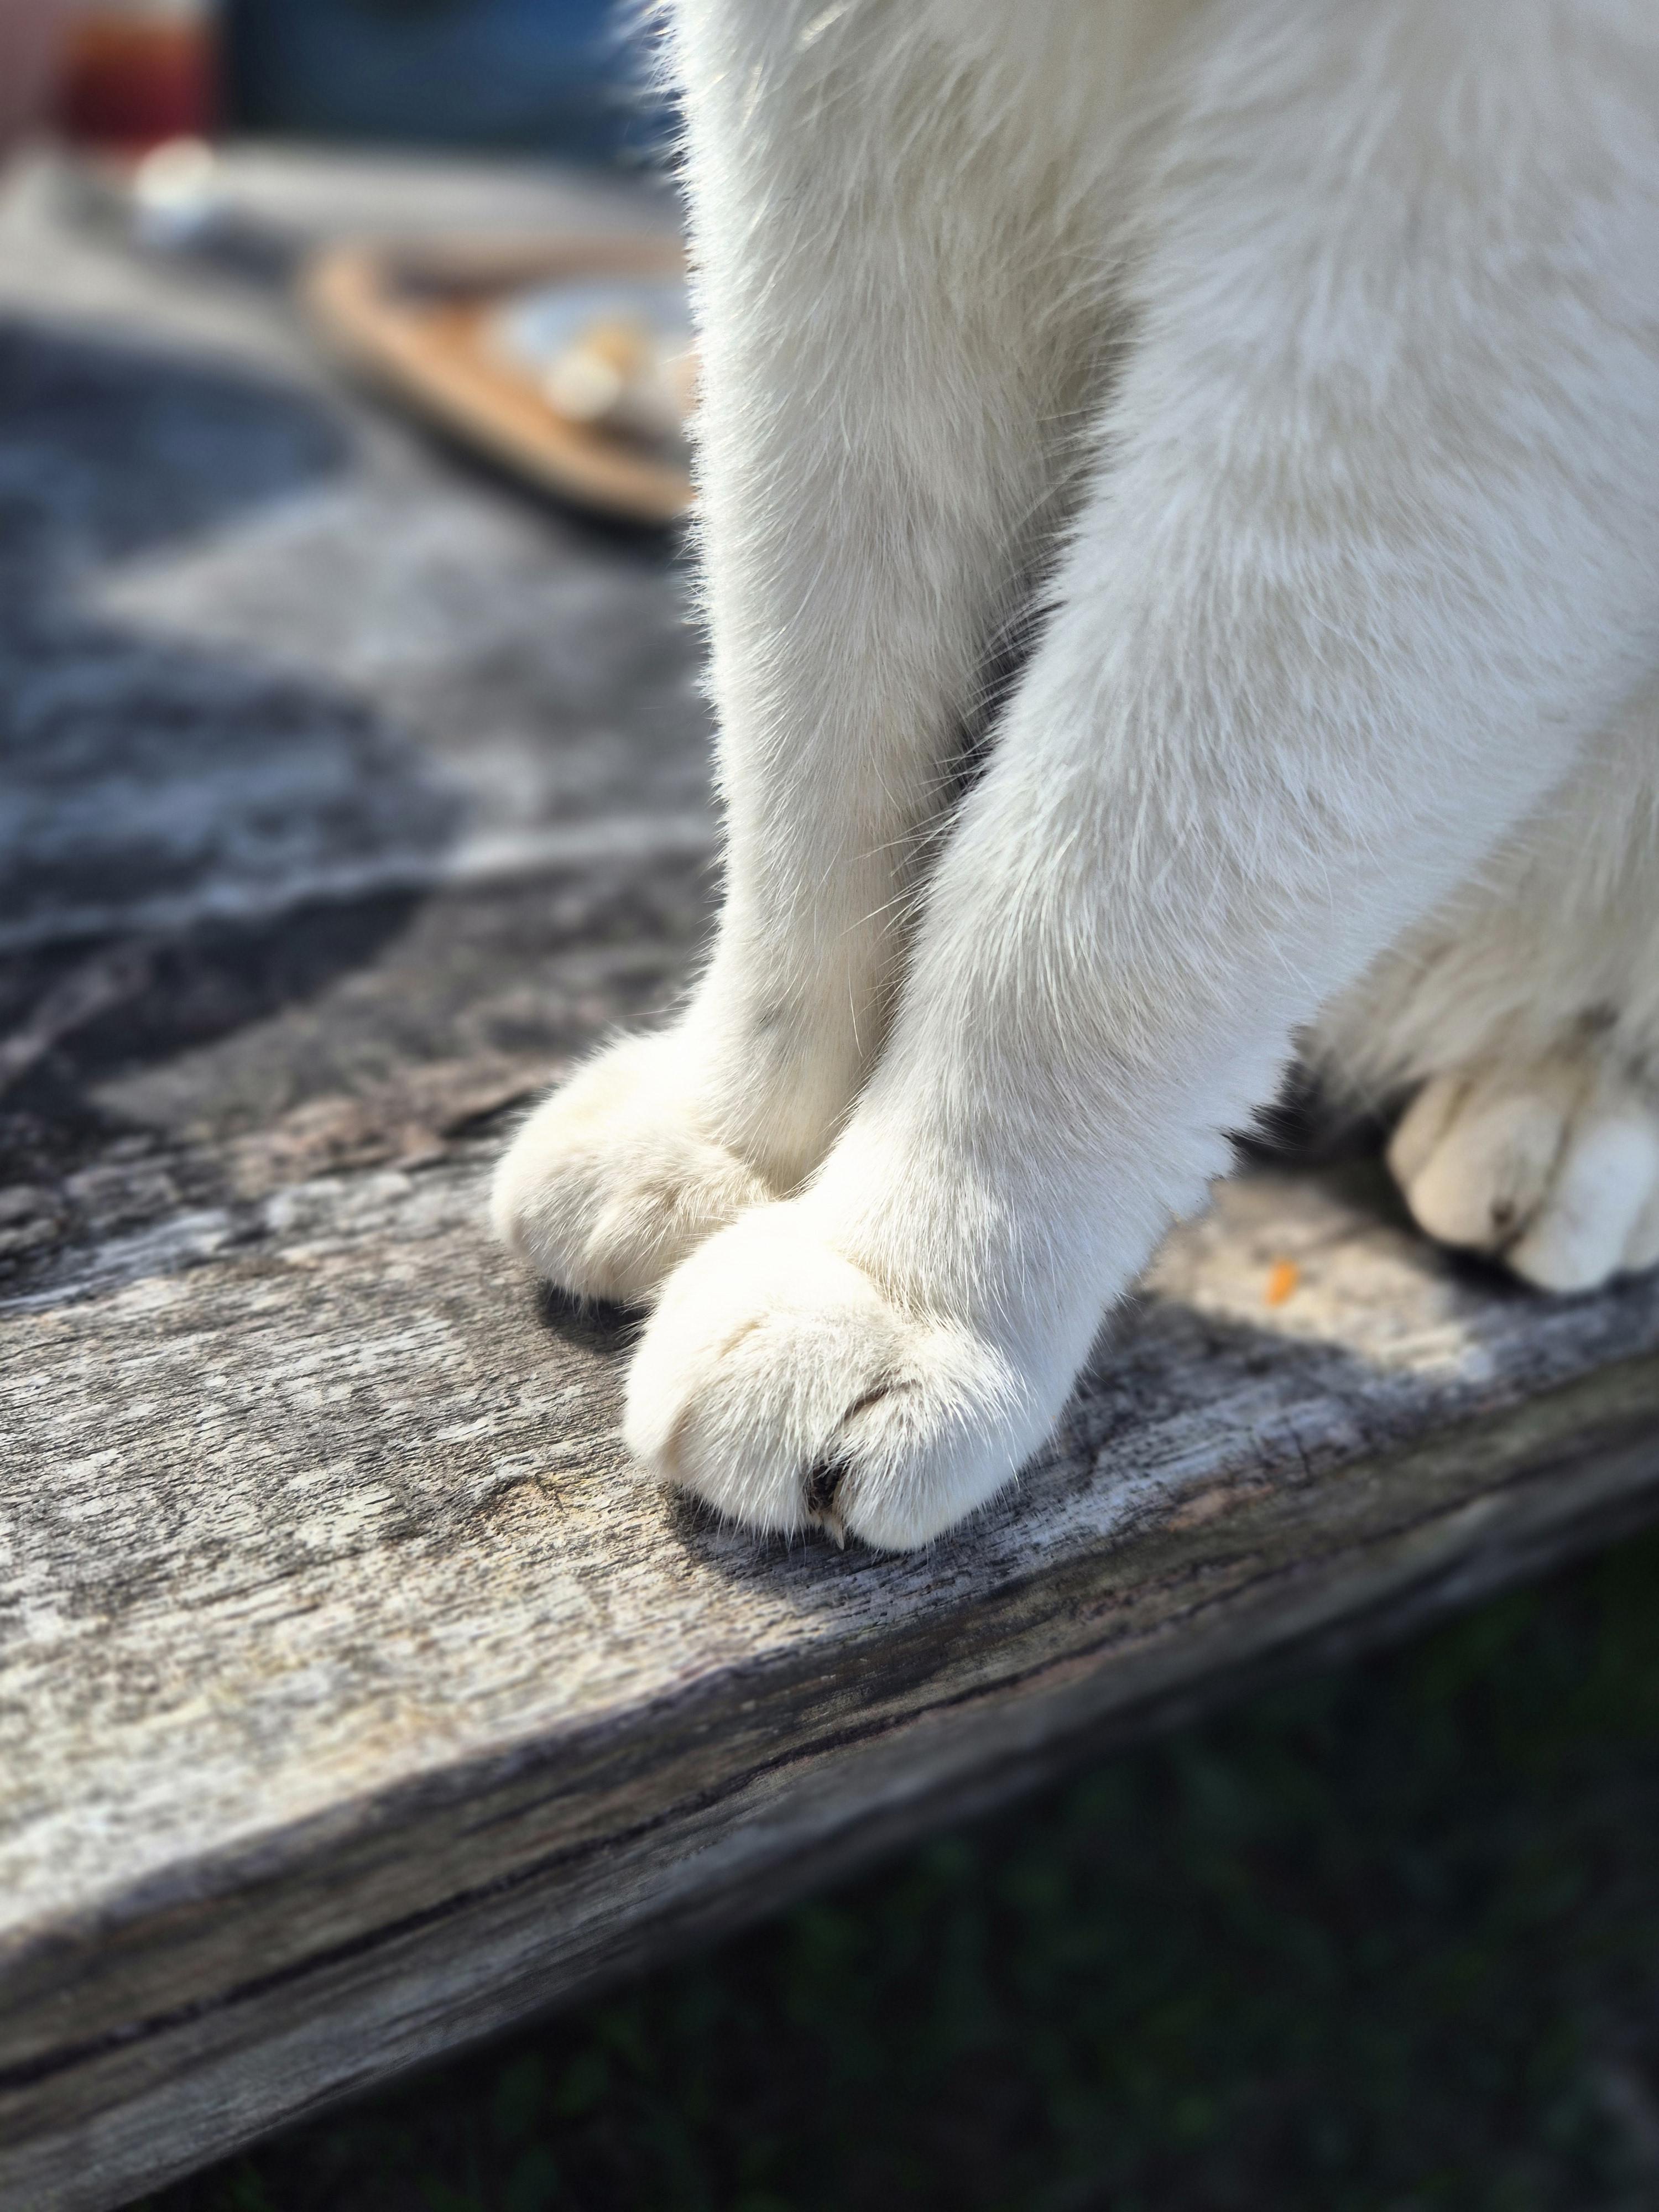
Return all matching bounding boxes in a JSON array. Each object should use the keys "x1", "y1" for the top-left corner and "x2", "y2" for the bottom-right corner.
[{"x1": 3, "y1": 149, "x2": 1659, "y2": 2212}]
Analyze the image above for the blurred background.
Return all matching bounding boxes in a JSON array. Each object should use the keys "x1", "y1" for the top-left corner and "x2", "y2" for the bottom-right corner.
[
  {"x1": 227, "y1": 0, "x2": 668, "y2": 164},
  {"x1": 53, "y1": 0, "x2": 671, "y2": 164},
  {"x1": 6, "y1": 10, "x2": 1659, "y2": 2212}
]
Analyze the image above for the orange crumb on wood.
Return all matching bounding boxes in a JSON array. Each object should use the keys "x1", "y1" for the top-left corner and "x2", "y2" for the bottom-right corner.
[{"x1": 1264, "y1": 1258, "x2": 1301, "y2": 1307}]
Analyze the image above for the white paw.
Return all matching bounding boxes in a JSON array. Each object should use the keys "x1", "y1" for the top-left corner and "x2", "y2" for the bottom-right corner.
[
  {"x1": 491, "y1": 1035, "x2": 773, "y2": 1305},
  {"x1": 624, "y1": 1206, "x2": 1043, "y2": 1551},
  {"x1": 1387, "y1": 1054, "x2": 1659, "y2": 1292}
]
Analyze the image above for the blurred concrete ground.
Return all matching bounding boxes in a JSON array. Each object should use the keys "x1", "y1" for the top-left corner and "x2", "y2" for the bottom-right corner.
[{"x1": 0, "y1": 144, "x2": 711, "y2": 1279}]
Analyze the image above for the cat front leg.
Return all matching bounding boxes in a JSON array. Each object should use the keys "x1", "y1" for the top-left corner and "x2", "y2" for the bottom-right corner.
[
  {"x1": 624, "y1": 0, "x2": 1659, "y2": 1543},
  {"x1": 494, "y1": 0, "x2": 1112, "y2": 1301}
]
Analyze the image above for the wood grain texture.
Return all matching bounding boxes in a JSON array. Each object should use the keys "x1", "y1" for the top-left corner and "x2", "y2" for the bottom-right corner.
[
  {"x1": 6, "y1": 1152, "x2": 1659, "y2": 2212},
  {"x1": 4, "y1": 148, "x2": 1659, "y2": 2212}
]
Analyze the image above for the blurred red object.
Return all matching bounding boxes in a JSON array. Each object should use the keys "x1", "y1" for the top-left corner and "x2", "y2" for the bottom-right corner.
[
  {"x1": 54, "y1": 0, "x2": 218, "y2": 152},
  {"x1": 0, "y1": 0, "x2": 77, "y2": 156}
]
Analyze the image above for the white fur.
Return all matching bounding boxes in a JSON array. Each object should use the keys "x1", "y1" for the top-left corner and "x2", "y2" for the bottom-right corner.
[
  {"x1": 491, "y1": 1034, "x2": 771, "y2": 1303},
  {"x1": 496, "y1": 0, "x2": 1659, "y2": 1548}
]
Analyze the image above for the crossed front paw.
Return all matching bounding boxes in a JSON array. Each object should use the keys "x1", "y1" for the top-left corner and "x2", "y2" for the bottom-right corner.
[
  {"x1": 624, "y1": 1204, "x2": 1041, "y2": 1551},
  {"x1": 492, "y1": 1035, "x2": 774, "y2": 1306}
]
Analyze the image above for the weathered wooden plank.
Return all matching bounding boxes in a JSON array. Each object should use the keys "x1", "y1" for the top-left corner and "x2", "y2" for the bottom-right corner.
[{"x1": 4, "y1": 1145, "x2": 1659, "y2": 2212}]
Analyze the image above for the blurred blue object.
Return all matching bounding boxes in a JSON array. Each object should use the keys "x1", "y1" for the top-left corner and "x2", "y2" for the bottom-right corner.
[{"x1": 226, "y1": 0, "x2": 670, "y2": 165}]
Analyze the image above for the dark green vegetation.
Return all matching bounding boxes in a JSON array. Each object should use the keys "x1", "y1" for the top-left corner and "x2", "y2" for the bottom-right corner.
[{"x1": 140, "y1": 1526, "x2": 1659, "y2": 2212}]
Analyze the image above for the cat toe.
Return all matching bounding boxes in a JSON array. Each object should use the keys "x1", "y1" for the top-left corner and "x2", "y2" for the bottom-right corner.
[
  {"x1": 492, "y1": 1036, "x2": 771, "y2": 1306},
  {"x1": 1506, "y1": 1097, "x2": 1659, "y2": 1291},
  {"x1": 625, "y1": 1206, "x2": 1037, "y2": 1551},
  {"x1": 1387, "y1": 1055, "x2": 1659, "y2": 1292}
]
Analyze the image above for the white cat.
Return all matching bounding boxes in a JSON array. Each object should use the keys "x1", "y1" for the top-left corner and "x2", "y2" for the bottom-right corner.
[{"x1": 494, "y1": 0, "x2": 1659, "y2": 1550}]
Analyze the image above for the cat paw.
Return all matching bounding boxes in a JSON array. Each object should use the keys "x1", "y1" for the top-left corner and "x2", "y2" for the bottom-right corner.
[
  {"x1": 491, "y1": 1036, "x2": 774, "y2": 1306},
  {"x1": 624, "y1": 1206, "x2": 1040, "y2": 1550},
  {"x1": 1387, "y1": 1054, "x2": 1659, "y2": 1292}
]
